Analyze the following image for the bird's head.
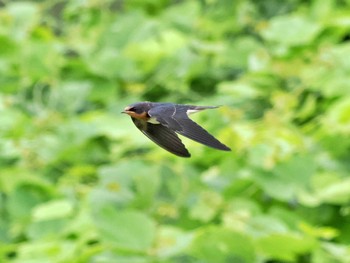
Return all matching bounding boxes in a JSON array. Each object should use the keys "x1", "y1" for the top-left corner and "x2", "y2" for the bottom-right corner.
[{"x1": 122, "y1": 102, "x2": 150, "y2": 120}]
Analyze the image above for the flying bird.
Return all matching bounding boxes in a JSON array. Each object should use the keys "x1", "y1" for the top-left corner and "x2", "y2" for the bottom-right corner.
[{"x1": 122, "y1": 102, "x2": 231, "y2": 157}]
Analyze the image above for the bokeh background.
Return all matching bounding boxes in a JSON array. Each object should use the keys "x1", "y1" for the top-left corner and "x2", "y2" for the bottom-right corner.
[{"x1": 1, "y1": 0, "x2": 350, "y2": 262}]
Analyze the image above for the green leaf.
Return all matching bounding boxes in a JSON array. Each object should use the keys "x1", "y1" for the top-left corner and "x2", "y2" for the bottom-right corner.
[
  {"x1": 190, "y1": 227, "x2": 255, "y2": 263},
  {"x1": 320, "y1": 242, "x2": 350, "y2": 263},
  {"x1": 154, "y1": 226, "x2": 194, "y2": 258},
  {"x1": 90, "y1": 253, "x2": 149, "y2": 263},
  {"x1": 51, "y1": 81, "x2": 92, "y2": 113},
  {"x1": 86, "y1": 49, "x2": 137, "y2": 79},
  {"x1": 132, "y1": 167, "x2": 160, "y2": 209},
  {"x1": 324, "y1": 97, "x2": 350, "y2": 134},
  {"x1": 257, "y1": 233, "x2": 316, "y2": 261},
  {"x1": 253, "y1": 155, "x2": 316, "y2": 201},
  {"x1": 189, "y1": 191, "x2": 223, "y2": 222},
  {"x1": 312, "y1": 173, "x2": 350, "y2": 204},
  {"x1": 93, "y1": 206, "x2": 156, "y2": 251},
  {"x1": 15, "y1": 240, "x2": 78, "y2": 262},
  {"x1": 261, "y1": 15, "x2": 321, "y2": 46},
  {"x1": 7, "y1": 2, "x2": 39, "y2": 40},
  {"x1": 247, "y1": 215, "x2": 289, "y2": 237},
  {"x1": 32, "y1": 200, "x2": 73, "y2": 221},
  {"x1": 7, "y1": 184, "x2": 51, "y2": 222},
  {"x1": 27, "y1": 219, "x2": 68, "y2": 240}
]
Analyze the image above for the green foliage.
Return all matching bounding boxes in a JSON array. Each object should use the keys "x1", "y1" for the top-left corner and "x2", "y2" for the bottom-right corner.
[{"x1": 1, "y1": 0, "x2": 350, "y2": 262}]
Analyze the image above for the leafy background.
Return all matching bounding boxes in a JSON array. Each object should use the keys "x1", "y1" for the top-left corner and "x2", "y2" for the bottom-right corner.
[{"x1": 1, "y1": 0, "x2": 350, "y2": 262}]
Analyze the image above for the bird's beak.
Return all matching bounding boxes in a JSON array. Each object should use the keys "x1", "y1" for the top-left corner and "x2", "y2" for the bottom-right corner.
[{"x1": 121, "y1": 106, "x2": 131, "y2": 114}]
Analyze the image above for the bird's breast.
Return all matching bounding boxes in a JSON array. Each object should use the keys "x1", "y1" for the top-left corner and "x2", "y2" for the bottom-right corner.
[
  {"x1": 147, "y1": 117, "x2": 160, "y2": 124},
  {"x1": 186, "y1": 109, "x2": 201, "y2": 115}
]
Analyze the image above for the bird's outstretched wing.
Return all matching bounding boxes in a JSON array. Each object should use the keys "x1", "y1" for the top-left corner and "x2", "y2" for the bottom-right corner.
[
  {"x1": 132, "y1": 118, "x2": 190, "y2": 157},
  {"x1": 148, "y1": 104, "x2": 231, "y2": 151}
]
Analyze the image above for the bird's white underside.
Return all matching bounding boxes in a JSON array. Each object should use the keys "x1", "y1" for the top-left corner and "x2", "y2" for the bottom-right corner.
[
  {"x1": 146, "y1": 109, "x2": 203, "y2": 124},
  {"x1": 186, "y1": 109, "x2": 201, "y2": 115},
  {"x1": 147, "y1": 117, "x2": 160, "y2": 124}
]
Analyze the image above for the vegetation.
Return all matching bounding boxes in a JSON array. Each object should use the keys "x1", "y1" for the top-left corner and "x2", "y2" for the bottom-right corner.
[{"x1": 1, "y1": 0, "x2": 350, "y2": 262}]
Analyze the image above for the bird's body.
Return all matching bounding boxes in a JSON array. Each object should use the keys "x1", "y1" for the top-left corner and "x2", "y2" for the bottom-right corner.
[{"x1": 122, "y1": 102, "x2": 231, "y2": 157}]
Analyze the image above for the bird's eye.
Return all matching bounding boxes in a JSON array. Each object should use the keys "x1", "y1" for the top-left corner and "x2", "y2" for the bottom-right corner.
[{"x1": 128, "y1": 107, "x2": 135, "y2": 112}]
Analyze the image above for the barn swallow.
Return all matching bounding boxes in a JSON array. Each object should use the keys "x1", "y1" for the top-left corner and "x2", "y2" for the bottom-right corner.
[{"x1": 122, "y1": 102, "x2": 231, "y2": 157}]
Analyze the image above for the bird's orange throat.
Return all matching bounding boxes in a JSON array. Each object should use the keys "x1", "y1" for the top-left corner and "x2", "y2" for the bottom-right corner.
[{"x1": 124, "y1": 111, "x2": 149, "y2": 120}]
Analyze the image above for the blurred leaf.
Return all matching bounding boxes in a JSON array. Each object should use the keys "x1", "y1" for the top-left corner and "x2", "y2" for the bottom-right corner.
[
  {"x1": 86, "y1": 49, "x2": 137, "y2": 79},
  {"x1": 321, "y1": 242, "x2": 350, "y2": 263},
  {"x1": 261, "y1": 15, "x2": 322, "y2": 46},
  {"x1": 7, "y1": 184, "x2": 51, "y2": 222},
  {"x1": 312, "y1": 173, "x2": 350, "y2": 204},
  {"x1": 300, "y1": 222, "x2": 338, "y2": 240},
  {"x1": 32, "y1": 199, "x2": 73, "y2": 221},
  {"x1": 247, "y1": 215, "x2": 289, "y2": 237},
  {"x1": 154, "y1": 226, "x2": 194, "y2": 258},
  {"x1": 51, "y1": 81, "x2": 92, "y2": 113},
  {"x1": 27, "y1": 219, "x2": 68, "y2": 240},
  {"x1": 7, "y1": 2, "x2": 39, "y2": 40},
  {"x1": 221, "y1": 37, "x2": 261, "y2": 69},
  {"x1": 254, "y1": 154, "x2": 315, "y2": 201},
  {"x1": 323, "y1": 97, "x2": 350, "y2": 134},
  {"x1": 15, "y1": 240, "x2": 78, "y2": 263},
  {"x1": 93, "y1": 206, "x2": 156, "y2": 251},
  {"x1": 302, "y1": 44, "x2": 350, "y2": 97},
  {"x1": 190, "y1": 226, "x2": 255, "y2": 263},
  {"x1": 222, "y1": 198, "x2": 261, "y2": 233},
  {"x1": 91, "y1": 253, "x2": 149, "y2": 263},
  {"x1": 189, "y1": 190, "x2": 223, "y2": 222},
  {"x1": 257, "y1": 233, "x2": 316, "y2": 261},
  {"x1": 132, "y1": 166, "x2": 160, "y2": 209}
]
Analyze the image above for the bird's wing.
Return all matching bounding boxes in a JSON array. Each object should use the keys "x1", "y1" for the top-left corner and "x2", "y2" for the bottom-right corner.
[
  {"x1": 132, "y1": 118, "x2": 190, "y2": 157},
  {"x1": 148, "y1": 104, "x2": 231, "y2": 151}
]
